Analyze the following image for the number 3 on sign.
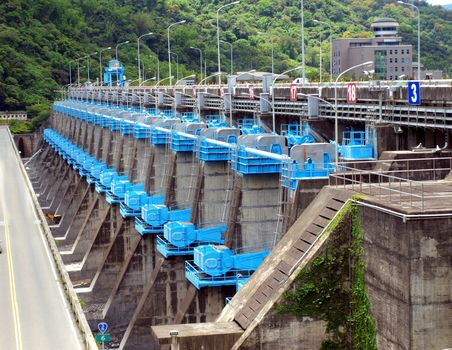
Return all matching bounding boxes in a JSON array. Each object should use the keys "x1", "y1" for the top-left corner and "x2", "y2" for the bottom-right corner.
[
  {"x1": 408, "y1": 81, "x2": 420, "y2": 105},
  {"x1": 347, "y1": 83, "x2": 357, "y2": 104}
]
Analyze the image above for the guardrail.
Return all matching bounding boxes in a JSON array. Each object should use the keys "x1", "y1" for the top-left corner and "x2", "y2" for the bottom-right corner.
[
  {"x1": 329, "y1": 157, "x2": 452, "y2": 211},
  {"x1": 7, "y1": 127, "x2": 97, "y2": 350}
]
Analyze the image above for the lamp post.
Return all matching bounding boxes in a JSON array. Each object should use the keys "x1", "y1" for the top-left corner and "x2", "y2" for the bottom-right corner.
[
  {"x1": 137, "y1": 32, "x2": 153, "y2": 84},
  {"x1": 99, "y1": 47, "x2": 112, "y2": 85},
  {"x1": 319, "y1": 33, "x2": 322, "y2": 84},
  {"x1": 258, "y1": 32, "x2": 275, "y2": 78},
  {"x1": 75, "y1": 57, "x2": 83, "y2": 85},
  {"x1": 271, "y1": 66, "x2": 303, "y2": 133},
  {"x1": 85, "y1": 51, "x2": 97, "y2": 82},
  {"x1": 313, "y1": 19, "x2": 333, "y2": 82},
  {"x1": 190, "y1": 46, "x2": 203, "y2": 82},
  {"x1": 300, "y1": 0, "x2": 306, "y2": 82},
  {"x1": 116, "y1": 40, "x2": 130, "y2": 60},
  {"x1": 217, "y1": 1, "x2": 240, "y2": 84},
  {"x1": 139, "y1": 76, "x2": 156, "y2": 86},
  {"x1": 334, "y1": 61, "x2": 373, "y2": 165},
  {"x1": 198, "y1": 72, "x2": 228, "y2": 86},
  {"x1": 155, "y1": 54, "x2": 160, "y2": 82},
  {"x1": 397, "y1": 1, "x2": 420, "y2": 80},
  {"x1": 167, "y1": 20, "x2": 187, "y2": 88},
  {"x1": 170, "y1": 51, "x2": 179, "y2": 81},
  {"x1": 220, "y1": 40, "x2": 233, "y2": 74}
]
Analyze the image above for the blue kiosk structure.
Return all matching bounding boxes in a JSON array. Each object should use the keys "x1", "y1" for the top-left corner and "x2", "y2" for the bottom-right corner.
[{"x1": 103, "y1": 59, "x2": 126, "y2": 87}]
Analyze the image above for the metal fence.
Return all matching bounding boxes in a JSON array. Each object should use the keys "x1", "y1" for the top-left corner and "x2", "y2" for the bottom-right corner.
[{"x1": 329, "y1": 157, "x2": 452, "y2": 211}]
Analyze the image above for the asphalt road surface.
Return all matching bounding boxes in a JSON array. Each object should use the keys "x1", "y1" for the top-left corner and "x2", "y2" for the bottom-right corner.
[{"x1": 0, "y1": 127, "x2": 83, "y2": 350}]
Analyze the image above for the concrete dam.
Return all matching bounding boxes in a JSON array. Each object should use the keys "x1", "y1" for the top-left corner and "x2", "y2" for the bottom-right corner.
[{"x1": 26, "y1": 91, "x2": 452, "y2": 350}]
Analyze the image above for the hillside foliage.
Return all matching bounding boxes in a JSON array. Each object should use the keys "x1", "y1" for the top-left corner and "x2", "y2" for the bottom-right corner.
[{"x1": 0, "y1": 0, "x2": 450, "y2": 114}]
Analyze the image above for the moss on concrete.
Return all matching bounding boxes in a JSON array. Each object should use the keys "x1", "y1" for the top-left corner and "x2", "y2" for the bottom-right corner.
[{"x1": 278, "y1": 198, "x2": 377, "y2": 350}]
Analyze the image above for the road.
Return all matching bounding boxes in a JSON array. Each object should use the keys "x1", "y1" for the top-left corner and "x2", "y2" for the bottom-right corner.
[{"x1": 0, "y1": 127, "x2": 83, "y2": 350}]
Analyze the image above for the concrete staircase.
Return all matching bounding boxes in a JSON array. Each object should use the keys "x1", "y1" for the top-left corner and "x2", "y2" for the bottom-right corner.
[{"x1": 151, "y1": 187, "x2": 353, "y2": 349}]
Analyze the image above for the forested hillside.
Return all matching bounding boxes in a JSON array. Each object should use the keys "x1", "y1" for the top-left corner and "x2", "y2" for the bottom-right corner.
[{"x1": 0, "y1": 0, "x2": 450, "y2": 116}]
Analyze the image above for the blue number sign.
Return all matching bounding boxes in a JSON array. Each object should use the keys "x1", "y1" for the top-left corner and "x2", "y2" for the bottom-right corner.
[{"x1": 408, "y1": 81, "x2": 420, "y2": 105}]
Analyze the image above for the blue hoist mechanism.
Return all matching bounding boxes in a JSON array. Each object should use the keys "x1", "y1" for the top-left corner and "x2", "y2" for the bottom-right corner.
[
  {"x1": 180, "y1": 111, "x2": 199, "y2": 122},
  {"x1": 105, "y1": 174, "x2": 132, "y2": 205},
  {"x1": 156, "y1": 221, "x2": 227, "y2": 257},
  {"x1": 103, "y1": 59, "x2": 126, "y2": 87},
  {"x1": 80, "y1": 155, "x2": 96, "y2": 179},
  {"x1": 282, "y1": 143, "x2": 336, "y2": 190},
  {"x1": 204, "y1": 114, "x2": 228, "y2": 128},
  {"x1": 171, "y1": 121, "x2": 207, "y2": 152},
  {"x1": 185, "y1": 244, "x2": 270, "y2": 289},
  {"x1": 120, "y1": 185, "x2": 164, "y2": 218},
  {"x1": 151, "y1": 118, "x2": 182, "y2": 145},
  {"x1": 231, "y1": 134, "x2": 288, "y2": 174},
  {"x1": 339, "y1": 129, "x2": 376, "y2": 160},
  {"x1": 135, "y1": 204, "x2": 191, "y2": 235},
  {"x1": 197, "y1": 127, "x2": 240, "y2": 162},
  {"x1": 88, "y1": 161, "x2": 107, "y2": 185},
  {"x1": 280, "y1": 123, "x2": 316, "y2": 149},
  {"x1": 43, "y1": 129, "x2": 114, "y2": 196},
  {"x1": 237, "y1": 118, "x2": 265, "y2": 135},
  {"x1": 96, "y1": 167, "x2": 117, "y2": 193}
]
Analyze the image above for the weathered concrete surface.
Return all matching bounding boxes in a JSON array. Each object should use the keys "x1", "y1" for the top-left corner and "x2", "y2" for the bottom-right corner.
[
  {"x1": 226, "y1": 173, "x2": 282, "y2": 249},
  {"x1": 13, "y1": 132, "x2": 40, "y2": 157},
  {"x1": 360, "y1": 206, "x2": 452, "y2": 350}
]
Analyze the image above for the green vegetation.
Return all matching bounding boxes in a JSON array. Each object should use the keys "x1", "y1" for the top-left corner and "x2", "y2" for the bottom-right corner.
[
  {"x1": 278, "y1": 199, "x2": 377, "y2": 349},
  {"x1": 0, "y1": 0, "x2": 450, "y2": 119}
]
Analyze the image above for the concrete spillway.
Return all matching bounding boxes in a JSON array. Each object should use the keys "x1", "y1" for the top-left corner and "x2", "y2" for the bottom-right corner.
[{"x1": 27, "y1": 102, "x2": 452, "y2": 350}]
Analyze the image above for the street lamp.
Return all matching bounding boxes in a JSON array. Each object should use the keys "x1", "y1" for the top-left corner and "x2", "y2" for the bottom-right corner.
[
  {"x1": 220, "y1": 40, "x2": 233, "y2": 74},
  {"x1": 271, "y1": 66, "x2": 303, "y2": 133},
  {"x1": 137, "y1": 32, "x2": 153, "y2": 84},
  {"x1": 190, "y1": 47, "x2": 203, "y2": 82},
  {"x1": 175, "y1": 74, "x2": 196, "y2": 85},
  {"x1": 99, "y1": 47, "x2": 112, "y2": 85},
  {"x1": 75, "y1": 57, "x2": 83, "y2": 85},
  {"x1": 86, "y1": 51, "x2": 97, "y2": 82},
  {"x1": 217, "y1": 1, "x2": 240, "y2": 84},
  {"x1": 167, "y1": 20, "x2": 187, "y2": 87},
  {"x1": 116, "y1": 40, "x2": 130, "y2": 60},
  {"x1": 155, "y1": 75, "x2": 174, "y2": 87},
  {"x1": 397, "y1": 1, "x2": 421, "y2": 80},
  {"x1": 314, "y1": 19, "x2": 333, "y2": 82},
  {"x1": 68, "y1": 60, "x2": 75, "y2": 86},
  {"x1": 334, "y1": 61, "x2": 373, "y2": 165},
  {"x1": 257, "y1": 32, "x2": 275, "y2": 78},
  {"x1": 300, "y1": 0, "x2": 306, "y2": 82},
  {"x1": 170, "y1": 51, "x2": 180, "y2": 81},
  {"x1": 198, "y1": 72, "x2": 227, "y2": 86},
  {"x1": 139, "y1": 76, "x2": 156, "y2": 86}
]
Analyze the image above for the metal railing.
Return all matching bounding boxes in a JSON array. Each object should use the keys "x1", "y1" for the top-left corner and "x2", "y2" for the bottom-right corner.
[{"x1": 329, "y1": 157, "x2": 452, "y2": 211}]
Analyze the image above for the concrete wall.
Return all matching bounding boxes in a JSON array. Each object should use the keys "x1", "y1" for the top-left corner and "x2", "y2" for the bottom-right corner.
[{"x1": 360, "y1": 207, "x2": 452, "y2": 350}]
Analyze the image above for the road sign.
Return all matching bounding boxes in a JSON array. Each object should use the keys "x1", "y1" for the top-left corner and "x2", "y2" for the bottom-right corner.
[
  {"x1": 290, "y1": 84, "x2": 297, "y2": 101},
  {"x1": 408, "y1": 81, "x2": 421, "y2": 105},
  {"x1": 347, "y1": 83, "x2": 357, "y2": 104},
  {"x1": 248, "y1": 84, "x2": 254, "y2": 100},
  {"x1": 98, "y1": 322, "x2": 108, "y2": 334},
  {"x1": 95, "y1": 334, "x2": 111, "y2": 343}
]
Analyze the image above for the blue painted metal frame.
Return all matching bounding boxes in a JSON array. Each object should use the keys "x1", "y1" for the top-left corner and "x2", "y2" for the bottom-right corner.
[{"x1": 185, "y1": 261, "x2": 254, "y2": 289}]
